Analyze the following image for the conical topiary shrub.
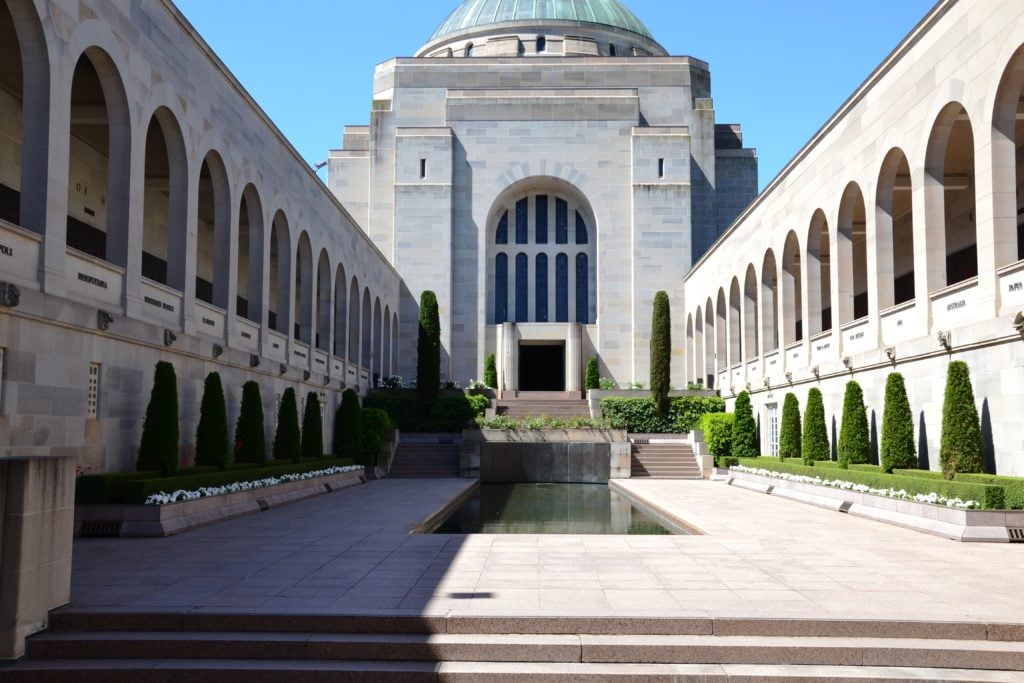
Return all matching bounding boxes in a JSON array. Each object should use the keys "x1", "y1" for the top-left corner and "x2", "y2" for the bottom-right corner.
[
  {"x1": 234, "y1": 381, "x2": 266, "y2": 466},
  {"x1": 333, "y1": 389, "x2": 362, "y2": 460},
  {"x1": 731, "y1": 391, "x2": 758, "y2": 459},
  {"x1": 881, "y1": 372, "x2": 916, "y2": 473},
  {"x1": 417, "y1": 290, "x2": 441, "y2": 403},
  {"x1": 940, "y1": 360, "x2": 985, "y2": 478},
  {"x1": 484, "y1": 353, "x2": 498, "y2": 389},
  {"x1": 586, "y1": 356, "x2": 600, "y2": 391},
  {"x1": 137, "y1": 361, "x2": 180, "y2": 475},
  {"x1": 195, "y1": 372, "x2": 229, "y2": 470},
  {"x1": 272, "y1": 388, "x2": 301, "y2": 462},
  {"x1": 802, "y1": 387, "x2": 829, "y2": 464},
  {"x1": 779, "y1": 392, "x2": 801, "y2": 460},
  {"x1": 838, "y1": 381, "x2": 869, "y2": 469},
  {"x1": 649, "y1": 291, "x2": 671, "y2": 417},
  {"x1": 301, "y1": 391, "x2": 324, "y2": 460}
]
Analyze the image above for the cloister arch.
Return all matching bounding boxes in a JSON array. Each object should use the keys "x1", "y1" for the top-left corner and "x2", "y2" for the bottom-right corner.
[
  {"x1": 685, "y1": 314, "x2": 694, "y2": 385},
  {"x1": 236, "y1": 185, "x2": 264, "y2": 322},
  {"x1": 875, "y1": 149, "x2": 915, "y2": 309},
  {"x1": 65, "y1": 49, "x2": 131, "y2": 266},
  {"x1": 693, "y1": 307, "x2": 704, "y2": 386},
  {"x1": 781, "y1": 230, "x2": 802, "y2": 345},
  {"x1": 728, "y1": 278, "x2": 741, "y2": 366},
  {"x1": 806, "y1": 210, "x2": 832, "y2": 335},
  {"x1": 361, "y1": 288, "x2": 372, "y2": 370},
  {"x1": 837, "y1": 182, "x2": 868, "y2": 323},
  {"x1": 195, "y1": 151, "x2": 231, "y2": 307},
  {"x1": 391, "y1": 313, "x2": 399, "y2": 377},
  {"x1": 333, "y1": 264, "x2": 347, "y2": 359},
  {"x1": 141, "y1": 109, "x2": 187, "y2": 290},
  {"x1": 761, "y1": 250, "x2": 779, "y2": 353},
  {"x1": 925, "y1": 102, "x2": 978, "y2": 289},
  {"x1": 991, "y1": 44, "x2": 1024, "y2": 266},
  {"x1": 704, "y1": 299, "x2": 715, "y2": 387},
  {"x1": 348, "y1": 277, "x2": 360, "y2": 365},
  {"x1": 267, "y1": 211, "x2": 291, "y2": 334},
  {"x1": 315, "y1": 249, "x2": 331, "y2": 351},
  {"x1": 743, "y1": 265, "x2": 759, "y2": 361},
  {"x1": 715, "y1": 288, "x2": 727, "y2": 370},
  {"x1": 383, "y1": 305, "x2": 392, "y2": 377},
  {"x1": 372, "y1": 298, "x2": 383, "y2": 382}
]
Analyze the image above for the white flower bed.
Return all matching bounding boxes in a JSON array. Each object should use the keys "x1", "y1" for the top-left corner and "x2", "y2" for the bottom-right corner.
[
  {"x1": 144, "y1": 465, "x2": 363, "y2": 506},
  {"x1": 731, "y1": 465, "x2": 980, "y2": 510}
]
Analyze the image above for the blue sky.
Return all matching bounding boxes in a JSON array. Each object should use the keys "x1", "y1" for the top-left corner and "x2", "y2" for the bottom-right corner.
[{"x1": 174, "y1": 0, "x2": 935, "y2": 191}]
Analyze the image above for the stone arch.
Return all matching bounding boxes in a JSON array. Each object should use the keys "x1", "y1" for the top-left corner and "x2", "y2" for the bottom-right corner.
[
  {"x1": 685, "y1": 313, "x2": 694, "y2": 386},
  {"x1": 704, "y1": 298, "x2": 715, "y2": 388},
  {"x1": 781, "y1": 230, "x2": 802, "y2": 345},
  {"x1": 876, "y1": 148, "x2": 915, "y2": 309},
  {"x1": 694, "y1": 308, "x2": 704, "y2": 386},
  {"x1": 237, "y1": 184, "x2": 264, "y2": 322},
  {"x1": 991, "y1": 43, "x2": 1024, "y2": 266},
  {"x1": 267, "y1": 210, "x2": 291, "y2": 334},
  {"x1": 315, "y1": 248, "x2": 331, "y2": 351},
  {"x1": 716, "y1": 288, "x2": 728, "y2": 370},
  {"x1": 761, "y1": 249, "x2": 779, "y2": 353},
  {"x1": 348, "y1": 276, "x2": 360, "y2": 365},
  {"x1": 806, "y1": 209, "x2": 832, "y2": 335},
  {"x1": 333, "y1": 263, "x2": 347, "y2": 359},
  {"x1": 373, "y1": 297, "x2": 383, "y2": 383},
  {"x1": 195, "y1": 150, "x2": 231, "y2": 307},
  {"x1": 837, "y1": 182, "x2": 868, "y2": 323},
  {"x1": 924, "y1": 102, "x2": 978, "y2": 289},
  {"x1": 361, "y1": 287, "x2": 372, "y2": 370},
  {"x1": 383, "y1": 304, "x2": 392, "y2": 377},
  {"x1": 65, "y1": 47, "x2": 131, "y2": 267},
  {"x1": 728, "y1": 278, "x2": 741, "y2": 367},
  {"x1": 391, "y1": 312, "x2": 399, "y2": 378},
  {"x1": 140, "y1": 107, "x2": 188, "y2": 291},
  {"x1": 293, "y1": 232, "x2": 313, "y2": 343},
  {"x1": 743, "y1": 265, "x2": 758, "y2": 361}
]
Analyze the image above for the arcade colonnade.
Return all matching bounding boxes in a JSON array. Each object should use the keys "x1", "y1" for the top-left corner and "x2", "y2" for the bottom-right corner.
[{"x1": 682, "y1": 0, "x2": 1024, "y2": 474}]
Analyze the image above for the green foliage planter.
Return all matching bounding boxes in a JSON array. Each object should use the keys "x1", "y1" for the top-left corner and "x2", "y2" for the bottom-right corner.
[
  {"x1": 417, "y1": 290, "x2": 441, "y2": 403},
  {"x1": 779, "y1": 393, "x2": 801, "y2": 460},
  {"x1": 881, "y1": 372, "x2": 916, "y2": 473},
  {"x1": 137, "y1": 361, "x2": 180, "y2": 475},
  {"x1": 273, "y1": 388, "x2": 301, "y2": 462},
  {"x1": 365, "y1": 389, "x2": 488, "y2": 432},
  {"x1": 195, "y1": 372, "x2": 229, "y2": 470},
  {"x1": 601, "y1": 396, "x2": 725, "y2": 433},
  {"x1": 802, "y1": 388, "x2": 829, "y2": 464},
  {"x1": 737, "y1": 457, "x2": 1005, "y2": 510},
  {"x1": 941, "y1": 361, "x2": 985, "y2": 477},
  {"x1": 700, "y1": 412, "x2": 735, "y2": 466},
  {"x1": 649, "y1": 291, "x2": 671, "y2": 416},
  {"x1": 301, "y1": 391, "x2": 324, "y2": 459},
  {"x1": 234, "y1": 381, "x2": 266, "y2": 466},
  {"x1": 838, "y1": 381, "x2": 869, "y2": 469},
  {"x1": 731, "y1": 391, "x2": 758, "y2": 459}
]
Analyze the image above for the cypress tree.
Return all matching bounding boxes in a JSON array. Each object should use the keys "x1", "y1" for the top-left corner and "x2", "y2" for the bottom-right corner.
[
  {"x1": 731, "y1": 391, "x2": 758, "y2": 459},
  {"x1": 880, "y1": 372, "x2": 916, "y2": 473},
  {"x1": 838, "y1": 381, "x2": 870, "y2": 469},
  {"x1": 778, "y1": 392, "x2": 801, "y2": 460},
  {"x1": 272, "y1": 388, "x2": 301, "y2": 462},
  {"x1": 137, "y1": 361, "x2": 180, "y2": 475},
  {"x1": 333, "y1": 389, "x2": 362, "y2": 460},
  {"x1": 195, "y1": 371, "x2": 229, "y2": 470},
  {"x1": 417, "y1": 290, "x2": 441, "y2": 403},
  {"x1": 484, "y1": 353, "x2": 498, "y2": 389},
  {"x1": 234, "y1": 381, "x2": 266, "y2": 466},
  {"x1": 940, "y1": 361, "x2": 985, "y2": 478},
  {"x1": 649, "y1": 291, "x2": 671, "y2": 417},
  {"x1": 802, "y1": 387, "x2": 829, "y2": 464},
  {"x1": 301, "y1": 391, "x2": 324, "y2": 460},
  {"x1": 585, "y1": 356, "x2": 600, "y2": 391}
]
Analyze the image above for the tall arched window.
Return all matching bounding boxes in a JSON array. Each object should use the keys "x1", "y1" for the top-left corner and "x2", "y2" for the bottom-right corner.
[
  {"x1": 704, "y1": 300, "x2": 715, "y2": 387},
  {"x1": 992, "y1": 45, "x2": 1024, "y2": 265},
  {"x1": 838, "y1": 183, "x2": 868, "y2": 322},
  {"x1": 761, "y1": 251, "x2": 779, "y2": 353},
  {"x1": 237, "y1": 185, "x2": 264, "y2": 322},
  {"x1": 333, "y1": 264, "x2": 347, "y2": 358},
  {"x1": 781, "y1": 231, "x2": 802, "y2": 344},
  {"x1": 716, "y1": 288, "x2": 728, "y2": 371},
  {"x1": 294, "y1": 233, "x2": 313, "y2": 342},
  {"x1": 489, "y1": 188, "x2": 596, "y2": 325},
  {"x1": 806, "y1": 210, "x2": 832, "y2": 335},
  {"x1": 728, "y1": 278, "x2": 741, "y2": 367},
  {"x1": 141, "y1": 110, "x2": 187, "y2": 290},
  {"x1": 361, "y1": 288, "x2": 372, "y2": 367},
  {"x1": 316, "y1": 249, "x2": 331, "y2": 351},
  {"x1": 268, "y1": 211, "x2": 291, "y2": 334},
  {"x1": 348, "y1": 277, "x2": 359, "y2": 364},
  {"x1": 876, "y1": 149, "x2": 915, "y2": 308},
  {"x1": 743, "y1": 265, "x2": 759, "y2": 361},
  {"x1": 195, "y1": 152, "x2": 231, "y2": 308}
]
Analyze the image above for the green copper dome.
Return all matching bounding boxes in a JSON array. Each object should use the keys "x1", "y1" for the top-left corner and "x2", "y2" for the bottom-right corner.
[{"x1": 430, "y1": 0, "x2": 655, "y2": 42}]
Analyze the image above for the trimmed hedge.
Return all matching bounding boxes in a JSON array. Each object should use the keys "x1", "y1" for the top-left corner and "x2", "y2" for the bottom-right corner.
[
  {"x1": 881, "y1": 372, "x2": 916, "y2": 473},
  {"x1": 736, "y1": 457, "x2": 1005, "y2": 509},
  {"x1": 333, "y1": 389, "x2": 362, "y2": 459},
  {"x1": 360, "y1": 407, "x2": 393, "y2": 468},
  {"x1": 894, "y1": 469, "x2": 1024, "y2": 510},
  {"x1": 484, "y1": 353, "x2": 498, "y2": 389},
  {"x1": 700, "y1": 412, "x2": 735, "y2": 466},
  {"x1": 122, "y1": 457, "x2": 356, "y2": 505},
  {"x1": 234, "y1": 381, "x2": 266, "y2": 466},
  {"x1": 731, "y1": 391, "x2": 758, "y2": 459},
  {"x1": 77, "y1": 470, "x2": 162, "y2": 505},
  {"x1": 417, "y1": 290, "x2": 441, "y2": 403},
  {"x1": 838, "y1": 381, "x2": 869, "y2": 469},
  {"x1": 195, "y1": 372, "x2": 229, "y2": 470},
  {"x1": 649, "y1": 291, "x2": 671, "y2": 417},
  {"x1": 137, "y1": 361, "x2": 180, "y2": 475},
  {"x1": 365, "y1": 389, "x2": 489, "y2": 432},
  {"x1": 802, "y1": 388, "x2": 829, "y2": 464},
  {"x1": 273, "y1": 388, "x2": 301, "y2": 462},
  {"x1": 941, "y1": 361, "x2": 985, "y2": 477},
  {"x1": 779, "y1": 393, "x2": 801, "y2": 460},
  {"x1": 601, "y1": 396, "x2": 726, "y2": 433},
  {"x1": 585, "y1": 356, "x2": 600, "y2": 391},
  {"x1": 301, "y1": 391, "x2": 324, "y2": 459}
]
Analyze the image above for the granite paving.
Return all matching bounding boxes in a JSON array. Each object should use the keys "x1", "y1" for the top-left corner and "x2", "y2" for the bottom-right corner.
[{"x1": 68, "y1": 478, "x2": 1024, "y2": 623}]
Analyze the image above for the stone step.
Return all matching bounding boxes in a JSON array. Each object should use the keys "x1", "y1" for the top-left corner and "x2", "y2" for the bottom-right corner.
[
  {"x1": 7, "y1": 659, "x2": 1022, "y2": 682},
  {"x1": 390, "y1": 443, "x2": 460, "y2": 478},
  {"x1": 22, "y1": 631, "x2": 1024, "y2": 671}
]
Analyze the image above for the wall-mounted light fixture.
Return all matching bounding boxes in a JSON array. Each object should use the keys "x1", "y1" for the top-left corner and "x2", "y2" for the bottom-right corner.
[{"x1": 937, "y1": 330, "x2": 952, "y2": 352}]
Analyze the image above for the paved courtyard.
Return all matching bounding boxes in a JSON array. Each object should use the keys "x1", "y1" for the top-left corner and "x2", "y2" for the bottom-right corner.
[{"x1": 69, "y1": 478, "x2": 1024, "y2": 625}]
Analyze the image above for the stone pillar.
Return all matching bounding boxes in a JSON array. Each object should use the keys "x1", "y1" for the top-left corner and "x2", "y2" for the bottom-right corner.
[
  {"x1": 566, "y1": 322, "x2": 582, "y2": 393},
  {"x1": 0, "y1": 456, "x2": 76, "y2": 661},
  {"x1": 498, "y1": 322, "x2": 518, "y2": 394}
]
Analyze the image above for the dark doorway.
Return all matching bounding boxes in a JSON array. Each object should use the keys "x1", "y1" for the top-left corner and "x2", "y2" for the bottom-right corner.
[{"x1": 519, "y1": 344, "x2": 565, "y2": 391}]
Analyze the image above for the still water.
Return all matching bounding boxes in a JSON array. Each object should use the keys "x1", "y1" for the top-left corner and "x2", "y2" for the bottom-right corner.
[{"x1": 434, "y1": 483, "x2": 681, "y2": 535}]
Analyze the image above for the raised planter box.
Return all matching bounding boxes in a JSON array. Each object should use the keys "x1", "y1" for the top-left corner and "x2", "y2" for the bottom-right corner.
[
  {"x1": 75, "y1": 468, "x2": 366, "y2": 538},
  {"x1": 461, "y1": 428, "x2": 631, "y2": 482},
  {"x1": 728, "y1": 469, "x2": 1024, "y2": 543},
  {"x1": 586, "y1": 389, "x2": 718, "y2": 417}
]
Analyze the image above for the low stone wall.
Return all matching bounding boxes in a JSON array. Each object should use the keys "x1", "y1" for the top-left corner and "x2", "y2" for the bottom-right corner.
[
  {"x1": 728, "y1": 469, "x2": 1024, "y2": 543},
  {"x1": 75, "y1": 468, "x2": 366, "y2": 538},
  {"x1": 460, "y1": 429, "x2": 630, "y2": 483}
]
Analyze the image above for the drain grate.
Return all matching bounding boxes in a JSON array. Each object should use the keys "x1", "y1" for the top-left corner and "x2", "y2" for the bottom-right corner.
[
  {"x1": 78, "y1": 520, "x2": 122, "y2": 537},
  {"x1": 1009, "y1": 527, "x2": 1024, "y2": 543}
]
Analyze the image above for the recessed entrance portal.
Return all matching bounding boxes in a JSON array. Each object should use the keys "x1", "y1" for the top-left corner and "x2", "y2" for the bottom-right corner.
[{"x1": 519, "y1": 343, "x2": 565, "y2": 391}]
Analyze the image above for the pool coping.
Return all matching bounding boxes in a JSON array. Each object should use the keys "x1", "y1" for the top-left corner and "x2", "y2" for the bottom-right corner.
[
  {"x1": 410, "y1": 479, "x2": 480, "y2": 534},
  {"x1": 609, "y1": 479, "x2": 706, "y2": 536}
]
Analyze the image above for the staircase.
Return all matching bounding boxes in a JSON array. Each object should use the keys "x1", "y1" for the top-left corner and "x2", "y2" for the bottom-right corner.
[
  {"x1": 388, "y1": 434, "x2": 460, "y2": 478},
  {"x1": 10, "y1": 611, "x2": 1024, "y2": 680},
  {"x1": 630, "y1": 439, "x2": 702, "y2": 479},
  {"x1": 496, "y1": 392, "x2": 591, "y2": 420}
]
